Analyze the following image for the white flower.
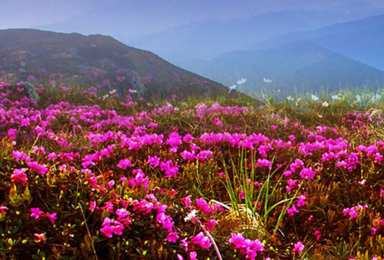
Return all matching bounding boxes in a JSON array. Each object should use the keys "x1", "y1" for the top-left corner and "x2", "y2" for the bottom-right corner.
[
  {"x1": 109, "y1": 89, "x2": 117, "y2": 95},
  {"x1": 102, "y1": 94, "x2": 109, "y2": 100},
  {"x1": 228, "y1": 85, "x2": 237, "y2": 93},
  {"x1": 184, "y1": 209, "x2": 197, "y2": 222},
  {"x1": 237, "y1": 78, "x2": 247, "y2": 85},
  {"x1": 295, "y1": 98, "x2": 301, "y2": 106},
  {"x1": 322, "y1": 101, "x2": 329, "y2": 107},
  {"x1": 286, "y1": 96, "x2": 294, "y2": 101},
  {"x1": 311, "y1": 94, "x2": 319, "y2": 101},
  {"x1": 371, "y1": 93, "x2": 381, "y2": 103},
  {"x1": 331, "y1": 95, "x2": 339, "y2": 101},
  {"x1": 359, "y1": 179, "x2": 366, "y2": 185},
  {"x1": 356, "y1": 95, "x2": 361, "y2": 102},
  {"x1": 263, "y1": 77, "x2": 273, "y2": 83}
]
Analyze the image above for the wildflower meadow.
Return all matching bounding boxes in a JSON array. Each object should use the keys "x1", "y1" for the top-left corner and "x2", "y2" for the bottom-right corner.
[{"x1": 1, "y1": 80, "x2": 384, "y2": 259}]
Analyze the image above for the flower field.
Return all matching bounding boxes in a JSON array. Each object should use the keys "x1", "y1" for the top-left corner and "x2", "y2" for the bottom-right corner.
[{"x1": 1, "y1": 81, "x2": 384, "y2": 259}]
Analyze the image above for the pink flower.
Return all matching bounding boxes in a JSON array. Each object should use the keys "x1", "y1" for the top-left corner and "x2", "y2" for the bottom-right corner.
[
  {"x1": 191, "y1": 232, "x2": 211, "y2": 249},
  {"x1": 286, "y1": 179, "x2": 297, "y2": 192},
  {"x1": 34, "y1": 233, "x2": 46, "y2": 242},
  {"x1": 300, "y1": 168, "x2": 315, "y2": 180},
  {"x1": 117, "y1": 159, "x2": 132, "y2": 170},
  {"x1": 314, "y1": 230, "x2": 321, "y2": 240},
  {"x1": 108, "y1": 180, "x2": 115, "y2": 189},
  {"x1": 343, "y1": 204, "x2": 368, "y2": 220},
  {"x1": 183, "y1": 134, "x2": 195, "y2": 143},
  {"x1": 204, "y1": 219, "x2": 216, "y2": 232},
  {"x1": 166, "y1": 132, "x2": 182, "y2": 152},
  {"x1": 11, "y1": 168, "x2": 28, "y2": 186},
  {"x1": 196, "y1": 150, "x2": 213, "y2": 161},
  {"x1": 0, "y1": 206, "x2": 8, "y2": 214},
  {"x1": 196, "y1": 198, "x2": 213, "y2": 214},
  {"x1": 181, "y1": 195, "x2": 192, "y2": 208},
  {"x1": 100, "y1": 218, "x2": 124, "y2": 238},
  {"x1": 160, "y1": 160, "x2": 179, "y2": 178},
  {"x1": 293, "y1": 241, "x2": 305, "y2": 254},
  {"x1": 156, "y1": 213, "x2": 174, "y2": 232},
  {"x1": 148, "y1": 122, "x2": 158, "y2": 128},
  {"x1": 116, "y1": 209, "x2": 131, "y2": 226},
  {"x1": 13, "y1": 150, "x2": 29, "y2": 161},
  {"x1": 228, "y1": 233, "x2": 264, "y2": 260},
  {"x1": 89, "y1": 201, "x2": 97, "y2": 212},
  {"x1": 190, "y1": 251, "x2": 198, "y2": 260},
  {"x1": 31, "y1": 208, "x2": 44, "y2": 219},
  {"x1": 297, "y1": 195, "x2": 306, "y2": 207},
  {"x1": 180, "y1": 238, "x2": 190, "y2": 252},
  {"x1": 213, "y1": 118, "x2": 223, "y2": 127},
  {"x1": 8, "y1": 128, "x2": 17, "y2": 139},
  {"x1": 181, "y1": 150, "x2": 196, "y2": 160},
  {"x1": 287, "y1": 205, "x2": 299, "y2": 216},
  {"x1": 166, "y1": 232, "x2": 179, "y2": 243},
  {"x1": 47, "y1": 152, "x2": 57, "y2": 161},
  {"x1": 257, "y1": 159, "x2": 272, "y2": 169},
  {"x1": 45, "y1": 213, "x2": 57, "y2": 224},
  {"x1": 147, "y1": 156, "x2": 160, "y2": 167}
]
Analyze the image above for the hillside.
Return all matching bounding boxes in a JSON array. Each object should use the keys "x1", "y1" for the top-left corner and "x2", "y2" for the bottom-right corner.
[
  {"x1": 0, "y1": 29, "x2": 227, "y2": 98},
  {"x1": 182, "y1": 40, "x2": 384, "y2": 94},
  {"x1": 250, "y1": 14, "x2": 384, "y2": 70}
]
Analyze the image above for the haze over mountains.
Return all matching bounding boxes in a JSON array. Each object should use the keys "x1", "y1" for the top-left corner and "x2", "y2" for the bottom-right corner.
[
  {"x1": 181, "y1": 14, "x2": 384, "y2": 95},
  {"x1": 250, "y1": 14, "x2": 384, "y2": 70},
  {"x1": 1, "y1": 0, "x2": 384, "y2": 96},
  {"x1": 25, "y1": 0, "x2": 384, "y2": 63},
  {"x1": 183, "y1": 40, "x2": 384, "y2": 95}
]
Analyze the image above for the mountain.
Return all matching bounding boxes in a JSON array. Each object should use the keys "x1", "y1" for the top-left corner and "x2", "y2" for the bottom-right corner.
[
  {"x1": 0, "y1": 29, "x2": 227, "y2": 98},
  {"x1": 34, "y1": 2, "x2": 384, "y2": 65},
  {"x1": 182, "y1": 40, "x2": 384, "y2": 94},
  {"x1": 129, "y1": 10, "x2": 374, "y2": 64},
  {"x1": 250, "y1": 14, "x2": 384, "y2": 70}
]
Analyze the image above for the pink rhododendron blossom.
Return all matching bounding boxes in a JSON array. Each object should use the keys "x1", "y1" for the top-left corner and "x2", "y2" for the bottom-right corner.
[
  {"x1": 229, "y1": 233, "x2": 264, "y2": 260},
  {"x1": 166, "y1": 232, "x2": 179, "y2": 243},
  {"x1": 257, "y1": 159, "x2": 272, "y2": 169},
  {"x1": 191, "y1": 232, "x2": 211, "y2": 249},
  {"x1": 300, "y1": 168, "x2": 315, "y2": 180},
  {"x1": 31, "y1": 208, "x2": 44, "y2": 219},
  {"x1": 11, "y1": 168, "x2": 28, "y2": 186},
  {"x1": 117, "y1": 159, "x2": 131, "y2": 169},
  {"x1": 293, "y1": 241, "x2": 305, "y2": 254},
  {"x1": 100, "y1": 218, "x2": 124, "y2": 238},
  {"x1": 0, "y1": 206, "x2": 9, "y2": 214}
]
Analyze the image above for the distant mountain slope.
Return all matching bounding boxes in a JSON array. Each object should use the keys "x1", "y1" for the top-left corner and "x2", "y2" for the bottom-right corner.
[
  {"x1": 250, "y1": 14, "x2": 384, "y2": 70},
  {"x1": 0, "y1": 29, "x2": 227, "y2": 98},
  {"x1": 128, "y1": 10, "x2": 379, "y2": 64},
  {"x1": 182, "y1": 40, "x2": 384, "y2": 94}
]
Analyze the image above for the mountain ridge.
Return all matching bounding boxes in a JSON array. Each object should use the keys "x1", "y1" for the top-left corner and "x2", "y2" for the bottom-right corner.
[
  {"x1": 249, "y1": 13, "x2": 384, "y2": 70},
  {"x1": 182, "y1": 40, "x2": 384, "y2": 94},
  {"x1": 0, "y1": 29, "x2": 228, "y2": 98}
]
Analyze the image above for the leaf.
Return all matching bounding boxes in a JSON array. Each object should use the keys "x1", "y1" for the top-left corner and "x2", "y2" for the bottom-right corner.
[
  {"x1": 9, "y1": 187, "x2": 22, "y2": 207},
  {"x1": 22, "y1": 186, "x2": 33, "y2": 204}
]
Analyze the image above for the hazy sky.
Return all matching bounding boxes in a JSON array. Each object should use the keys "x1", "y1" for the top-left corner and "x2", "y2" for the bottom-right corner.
[
  {"x1": 1, "y1": 0, "x2": 384, "y2": 30},
  {"x1": 1, "y1": 0, "x2": 383, "y2": 63}
]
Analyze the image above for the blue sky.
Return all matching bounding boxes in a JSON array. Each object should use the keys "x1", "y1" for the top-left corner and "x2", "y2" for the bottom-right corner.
[{"x1": 1, "y1": 0, "x2": 383, "y2": 30}]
